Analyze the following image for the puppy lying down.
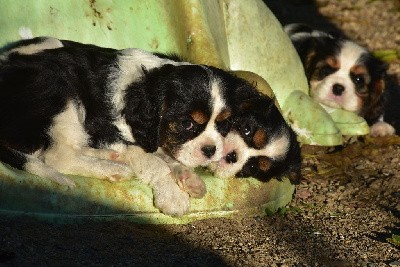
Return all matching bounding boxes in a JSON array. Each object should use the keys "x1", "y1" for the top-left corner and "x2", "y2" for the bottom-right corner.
[
  {"x1": 0, "y1": 37, "x2": 301, "y2": 216},
  {"x1": 285, "y1": 23, "x2": 398, "y2": 137}
]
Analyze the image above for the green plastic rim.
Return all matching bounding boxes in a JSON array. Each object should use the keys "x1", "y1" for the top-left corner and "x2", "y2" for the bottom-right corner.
[{"x1": 0, "y1": 163, "x2": 294, "y2": 224}]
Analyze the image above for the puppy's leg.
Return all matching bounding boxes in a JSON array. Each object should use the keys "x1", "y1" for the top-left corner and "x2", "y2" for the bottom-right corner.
[
  {"x1": 81, "y1": 147, "x2": 120, "y2": 161},
  {"x1": 0, "y1": 145, "x2": 75, "y2": 188},
  {"x1": 115, "y1": 145, "x2": 190, "y2": 216},
  {"x1": 25, "y1": 155, "x2": 76, "y2": 188},
  {"x1": 155, "y1": 149, "x2": 206, "y2": 199},
  {"x1": 44, "y1": 146, "x2": 134, "y2": 182},
  {"x1": 43, "y1": 101, "x2": 134, "y2": 181}
]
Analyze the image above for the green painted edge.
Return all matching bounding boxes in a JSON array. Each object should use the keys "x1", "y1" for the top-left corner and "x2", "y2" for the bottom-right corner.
[{"x1": 0, "y1": 163, "x2": 295, "y2": 224}]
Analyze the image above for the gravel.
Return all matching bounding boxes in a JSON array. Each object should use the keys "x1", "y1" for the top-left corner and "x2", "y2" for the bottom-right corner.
[{"x1": 0, "y1": 1, "x2": 399, "y2": 266}]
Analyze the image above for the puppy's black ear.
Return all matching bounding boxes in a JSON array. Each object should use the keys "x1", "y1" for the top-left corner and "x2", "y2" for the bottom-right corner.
[
  {"x1": 122, "y1": 64, "x2": 179, "y2": 152},
  {"x1": 292, "y1": 35, "x2": 340, "y2": 81},
  {"x1": 367, "y1": 55, "x2": 388, "y2": 81},
  {"x1": 361, "y1": 54, "x2": 389, "y2": 124},
  {"x1": 239, "y1": 95, "x2": 278, "y2": 117},
  {"x1": 123, "y1": 77, "x2": 162, "y2": 153}
]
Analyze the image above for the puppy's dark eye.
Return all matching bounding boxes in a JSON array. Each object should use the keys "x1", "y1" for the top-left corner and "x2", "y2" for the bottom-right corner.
[
  {"x1": 352, "y1": 75, "x2": 365, "y2": 87},
  {"x1": 182, "y1": 119, "x2": 194, "y2": 130},
  {"x1": 241, "y1": 123, "x2": 252, "y2": 136}
]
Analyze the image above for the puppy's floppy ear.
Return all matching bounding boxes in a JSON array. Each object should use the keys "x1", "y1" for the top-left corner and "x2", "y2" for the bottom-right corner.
[
  {"x1": 367, "y1": 55, "x2": 388, "y2": 93},
  {"x1": 291, "y1": 37, "x2": 320, "y2": 78},
  {"x1": 239, "y1": 94, "x2": 278, "y2": 117},
  {"x1": 292, "y1": 35, "x2": 341, "y2": 81},
  {"x1": 123, "y1": 64, "x2": 179, "y2": 152},
  {"x1": 123, "y1": 72, "x2": 164, "y2": 152},
  {"x1": 362, "y1": 55, "x2": 388, "y2": 124}
]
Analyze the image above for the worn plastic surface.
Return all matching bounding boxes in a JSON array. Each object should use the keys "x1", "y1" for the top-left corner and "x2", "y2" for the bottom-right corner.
[{"x1": 0, "y1": 163, "x2": 294, "y2": 224}]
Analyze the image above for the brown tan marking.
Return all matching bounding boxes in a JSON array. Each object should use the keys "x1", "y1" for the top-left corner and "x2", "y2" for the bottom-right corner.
[
  {"x1": 305, "y1": 50, "x2": 317, "y2": 69},
  {"x1": 239, "y1": 101, "x2": 252, "y2": 110},
  {"x1": 216, "y1": 109, "x2": 231, "y2": 122},
  {"x1": 253, "y1": 129, "x2": 267, "y2": 149},
  {"x1": 373, "y1": 79, "x2": 385, "y2": 94},
  {"x1": 259, "y1": 157, "x2": 271, "y2": 172},
  {"x1": 350, "y1": 65, "x2": 367, "y2": 76},
  {"x1": 191, "y1": 110, "x2": 209, "y2": 125},
  {"x1": 326, "y1": 56, "x2": 340, "y2": 69}
]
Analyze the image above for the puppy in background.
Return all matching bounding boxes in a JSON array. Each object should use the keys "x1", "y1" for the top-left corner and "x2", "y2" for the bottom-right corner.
[{"x1": 285, "y1": 23, "x2": 398, "y2": 137}]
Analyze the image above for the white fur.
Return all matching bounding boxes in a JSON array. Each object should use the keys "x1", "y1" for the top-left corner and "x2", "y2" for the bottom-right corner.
[
  {"x1": 2, "y1": 37, "x2": 63, "y2": 60},
  {"x1": 0, "y1": 37, "x2": 63, "y2": 62},
  {"x1": 24, "y1": 155, "x2": 76, "y2": 188},
  {"x1": 310, "y1": 41, "x2": 368, "y2": 113},
  {"x1": 289, "y1": 31, "x2": 332, "y2": 42},
  {"x1": 113, "y1": 116, "x2": 135, "y2": 143}
]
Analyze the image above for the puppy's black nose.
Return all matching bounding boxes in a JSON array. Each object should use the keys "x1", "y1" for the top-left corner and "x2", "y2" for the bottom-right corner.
[
  {"x1": 332, "y1": 83, "x2": 345, "y2": 96},
  {"x1": 225, "y1": 151, "x2": 237, "y2": 164},
  {"x1": 201, "y1": 145, "x2": 216, "y2": 158}
]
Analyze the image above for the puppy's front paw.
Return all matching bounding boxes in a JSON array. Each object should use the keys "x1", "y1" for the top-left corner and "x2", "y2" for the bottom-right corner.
[
  {"x1": 370, "y1": 121, "x2": 395, "y2": 137},
  {"x1": 172, "y1": 165, "x2": 206, "y2": 198},
  {"x1": 152, "y1": 179, "x2": 190, "y2": 217}
]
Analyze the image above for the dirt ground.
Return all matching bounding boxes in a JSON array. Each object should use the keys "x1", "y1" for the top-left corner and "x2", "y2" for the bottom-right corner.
[{"x1": 1, "y1": 0, "x2": 400, "y2": 266}]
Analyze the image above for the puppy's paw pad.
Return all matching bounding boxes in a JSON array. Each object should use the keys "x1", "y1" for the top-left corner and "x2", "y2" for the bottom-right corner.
[
  {"x1": 173, "y1": 166, "x2": 206, "y2": 198},
  {"x1": 153, "y1": 182, "x2": 190, "y2": 216}
]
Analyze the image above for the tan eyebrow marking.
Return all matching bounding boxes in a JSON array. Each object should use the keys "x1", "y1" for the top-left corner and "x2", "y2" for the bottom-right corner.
[
  {"x1": 216, "y1": 109, "x2": 231, "y2": 122},
  {"x1": 305, "y1": 49, "x2": 317, "y2": 69},
  {"x1": 350, "y1": 65, "x2": 367, "y2": 75},
  {"x1": 191, "y1": 110, "x2": 209, "y2": 125},
  {"x1": 253, "y1": 129, "x2": 267, "y2": 149},
  {"x1": 259, "y1": 157, "x2": 271, "y2": 172},
  {"x1": 326, "y1": 56, "x2": 340, "y2": 69}
]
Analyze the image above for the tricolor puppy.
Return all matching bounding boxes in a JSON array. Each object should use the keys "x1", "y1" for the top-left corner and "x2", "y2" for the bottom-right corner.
[
  {"x1": 0, "y1": 37, "x2": 239, "y2": 216},
  {"x1": 209, "y1": 91, "x2": 302, "y2": 184},
  {"x1": 285, "y1": 23, "x2": 396, "y2": 137}
]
